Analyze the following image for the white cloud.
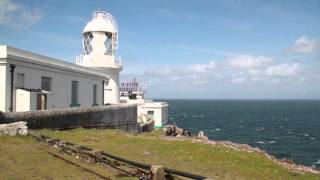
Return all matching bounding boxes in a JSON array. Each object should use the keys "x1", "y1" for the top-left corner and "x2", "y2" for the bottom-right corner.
[
  {"x1": 145, "y1": 61, "x2": 217, "y2": 78},
  {"x1": 0, "y1": 0, "x2": 43, "y2": 28},
  {"x1": 228, "y1": 55, "x2": 274, "y2": 68},
  {"x1": 248, "y1": 69, "x2": 261, "y2": 76},
  {"x1": 143, "y1": 61, "x2": 218, "y2": 86},
  {"x1": 266, "y1": 63, "x2": 301, "y2": 77},
  {"x1": 230, "y1": 77, "x2": 245, "y2": 83},
  {"x1": 288, "y1": 36, "x2": 320, "y2": 54},
  {"x1": 186, "y1": 61, "x2": 216, "y2": 73}
]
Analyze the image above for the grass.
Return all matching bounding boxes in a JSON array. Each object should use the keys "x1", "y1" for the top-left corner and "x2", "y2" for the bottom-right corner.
[
  {"x1": 0, "y1": 135, "x2": 137, "y2": 180},
  {"x1": 36, "y1": 128, "x2": 320, "y2": 180}
]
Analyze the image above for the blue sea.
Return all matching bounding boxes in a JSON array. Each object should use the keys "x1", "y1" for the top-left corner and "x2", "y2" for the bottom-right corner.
[{"x1": 162, "y1": 99, "x2": 320, "y2": 168}]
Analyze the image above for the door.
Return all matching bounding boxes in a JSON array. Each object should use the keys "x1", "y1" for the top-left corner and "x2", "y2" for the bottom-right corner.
[{"x1": 37, "y1": 94, "x2": 47, "y2": 110}]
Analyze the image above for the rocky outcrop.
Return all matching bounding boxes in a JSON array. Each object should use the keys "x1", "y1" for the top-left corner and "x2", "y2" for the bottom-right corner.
[
  {"x1": 0, "y1": 121, "x2": 28, "y2": 136},
  {"x1": 163, "y1": 124, "x2": 191, "y2": 137}
]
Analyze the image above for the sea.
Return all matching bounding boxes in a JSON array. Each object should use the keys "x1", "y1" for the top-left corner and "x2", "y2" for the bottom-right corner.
[{"x1": 161, "y1": 99, "x2": 320, "y2": 168}]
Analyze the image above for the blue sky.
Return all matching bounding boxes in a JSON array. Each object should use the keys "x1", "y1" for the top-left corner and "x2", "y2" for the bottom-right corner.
[{"x1": 1, "y1": 0, "x2": 320, "y2": 99}]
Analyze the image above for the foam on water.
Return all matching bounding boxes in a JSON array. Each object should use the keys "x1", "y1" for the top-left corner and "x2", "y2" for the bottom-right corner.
[
  {"x1": 256, "y1": 141, "x2": 266, "y2": 144},
  {"x1": 268, "y1": 141, "x2": 277, "y2": 144}
]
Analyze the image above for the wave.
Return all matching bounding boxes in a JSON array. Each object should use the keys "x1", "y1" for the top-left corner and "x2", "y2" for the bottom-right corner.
[
  {"x1": 255, "y1": 141, "x2": 266, "y2": 144},
  {"x1": 255, "y1": 140, "x2": 277, "y2": 144}
]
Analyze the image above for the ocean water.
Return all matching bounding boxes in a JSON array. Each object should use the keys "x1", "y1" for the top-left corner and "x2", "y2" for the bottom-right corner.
[{"x1": 162, "y1": 99, "x2": 320, "y2": 168}]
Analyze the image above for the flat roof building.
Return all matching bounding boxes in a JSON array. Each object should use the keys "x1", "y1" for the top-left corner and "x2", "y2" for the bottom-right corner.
[{"x1": 0, "y1": 45, "x2": 107, "y2": 112}]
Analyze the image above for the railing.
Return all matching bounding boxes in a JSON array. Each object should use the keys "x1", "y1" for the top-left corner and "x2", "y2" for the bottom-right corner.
[{"x1": 75, "y1": 54, "x2": 83, "y2": 64}]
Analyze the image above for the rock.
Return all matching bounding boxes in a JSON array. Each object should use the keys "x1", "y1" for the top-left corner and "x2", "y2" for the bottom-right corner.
[
  {"x1": 0, "y1": 121, "x2": 28, "y2": 136},
  {"x1": 17, "y1": 126, "x2": 28, "y2": 135},
  {"x1": 150, "y1": 165, "x2": 165, "y2": 180},
  {"x1": 140, "y1": 120, "x2": 155, "y2": 132},
  {"x1": 197, "y1": 131, "x2": 208, "y2": 141},
  {"x1": 281, "y1": 159, "x2": 294, "y2": 164},
  {"x1": 164, "y1": 125, "x2": 192, "y2": 137},
  {"x1": 162, "y1": 124, "x2": 174, "y2": 132},
  {"x1": 138, "y1": 114, "x2": 151, "y2": 124}
]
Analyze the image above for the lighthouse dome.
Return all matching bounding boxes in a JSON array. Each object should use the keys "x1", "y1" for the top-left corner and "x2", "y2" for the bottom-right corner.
[{"x1": 83, "y1": 10, "x2": 118, "y2": 33}]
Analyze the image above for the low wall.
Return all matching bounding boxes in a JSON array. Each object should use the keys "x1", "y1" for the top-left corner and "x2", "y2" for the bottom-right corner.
[{"x1": 0, "y1": 104, "x2": 139, "y2": 132}]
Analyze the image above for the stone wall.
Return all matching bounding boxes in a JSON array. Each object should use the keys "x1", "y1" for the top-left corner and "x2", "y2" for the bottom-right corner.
[{"x1": 0, "y1": 104, "x2": 138, "y2": 132}]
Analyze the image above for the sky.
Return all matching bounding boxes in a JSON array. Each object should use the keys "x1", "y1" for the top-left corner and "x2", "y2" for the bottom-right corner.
[{"x1": 0, "y1": 0, "x2": 320, "y2": 99}]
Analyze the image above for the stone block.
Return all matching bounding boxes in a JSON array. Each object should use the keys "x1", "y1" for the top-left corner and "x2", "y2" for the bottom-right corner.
[
  {"x1": 151, "y1": 165, "x2": 165, "y2": 180},
  {"x1": 0, "y1": 121, "x2": 28, "y2": 136}
]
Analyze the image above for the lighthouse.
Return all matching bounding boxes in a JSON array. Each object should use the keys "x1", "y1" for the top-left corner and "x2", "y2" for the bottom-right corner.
[{"x1": 76, "y1": 10, "x2": 122, "y2": 104}]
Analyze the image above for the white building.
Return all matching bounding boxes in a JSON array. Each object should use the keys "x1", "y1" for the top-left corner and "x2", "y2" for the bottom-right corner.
[
  {"x1": 0, "y1": 45, "x2": 106, "y2": 112},
  {"x1": 120, "y1": 79, "x2": 168, "y2": 128},
  {"x1": 0, "y1": 10, "x2": 168, "y2": 128}
]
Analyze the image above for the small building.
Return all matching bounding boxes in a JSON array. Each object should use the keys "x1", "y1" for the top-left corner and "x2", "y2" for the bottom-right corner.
[
  {"x1": 120, "y1": 79, "x2": 168, "y2": 128},
  {"x1": 138, "y1": 102, "x2": 169, "y2": 129}
]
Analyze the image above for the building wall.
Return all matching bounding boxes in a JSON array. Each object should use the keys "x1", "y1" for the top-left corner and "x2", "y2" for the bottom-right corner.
[
  {"x1": 15, "y1": 89, "x2": 31, "y2": 112},
  {"x1": 1, "y1": 104, "x2": 139, "y2": 132},
  {"x1": 0, "y1": 63, "x2": 7, "y2": 112},
  {"x1": 4, "y1": 58, "x2": 105, "y2": 112},
  {"x1": 137, "y1": 104, "x2": 168, "y2": 128},
  {"x1": 104, "y1": 71, "x2": 120, "y2": 104}
]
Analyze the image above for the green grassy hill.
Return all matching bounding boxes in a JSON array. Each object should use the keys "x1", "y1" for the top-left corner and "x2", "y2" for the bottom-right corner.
[
  {"x1": 37, "y1": 128, "x2": 320, "y2": 180},
  {"x1": 0, "y1": 128, "x2": 319, "y2": 179}
]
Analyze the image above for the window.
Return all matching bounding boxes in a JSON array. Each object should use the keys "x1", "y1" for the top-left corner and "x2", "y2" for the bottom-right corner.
[
  {"x1": 83, "y1": 32, "x2": 94, "y2": 55},
  {"x1": 93, "y1": 84, "x2": 97, "y2": 105},
  {"x1": 104, "y1": 32, "x2": 113, "y2": 55},
  {"x1": 16, "y1": 73, "x2": 25, "y2": 88},
  {"x1": 71, "y1": 80, "x2": 79, "y2": 105},
  {"x1": 41, "y1": 77, "x2": 52, "y2": 91},
  {"x1": 147, "y1": 110, "x2": 154, "y2": 120}
]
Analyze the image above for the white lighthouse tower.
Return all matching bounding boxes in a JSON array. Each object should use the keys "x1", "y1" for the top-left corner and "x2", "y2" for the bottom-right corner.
[{"x1": 76, "y1": 10, "x2": 122, "y2": 104}]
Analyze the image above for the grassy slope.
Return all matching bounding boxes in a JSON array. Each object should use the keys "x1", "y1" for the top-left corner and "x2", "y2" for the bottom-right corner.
[
  {"x1": 37, "y1": 128, "x2": 320, "y2": 180},
  {"x1": 0, "y1": 135, "x2": 136, "y2": 180}
]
